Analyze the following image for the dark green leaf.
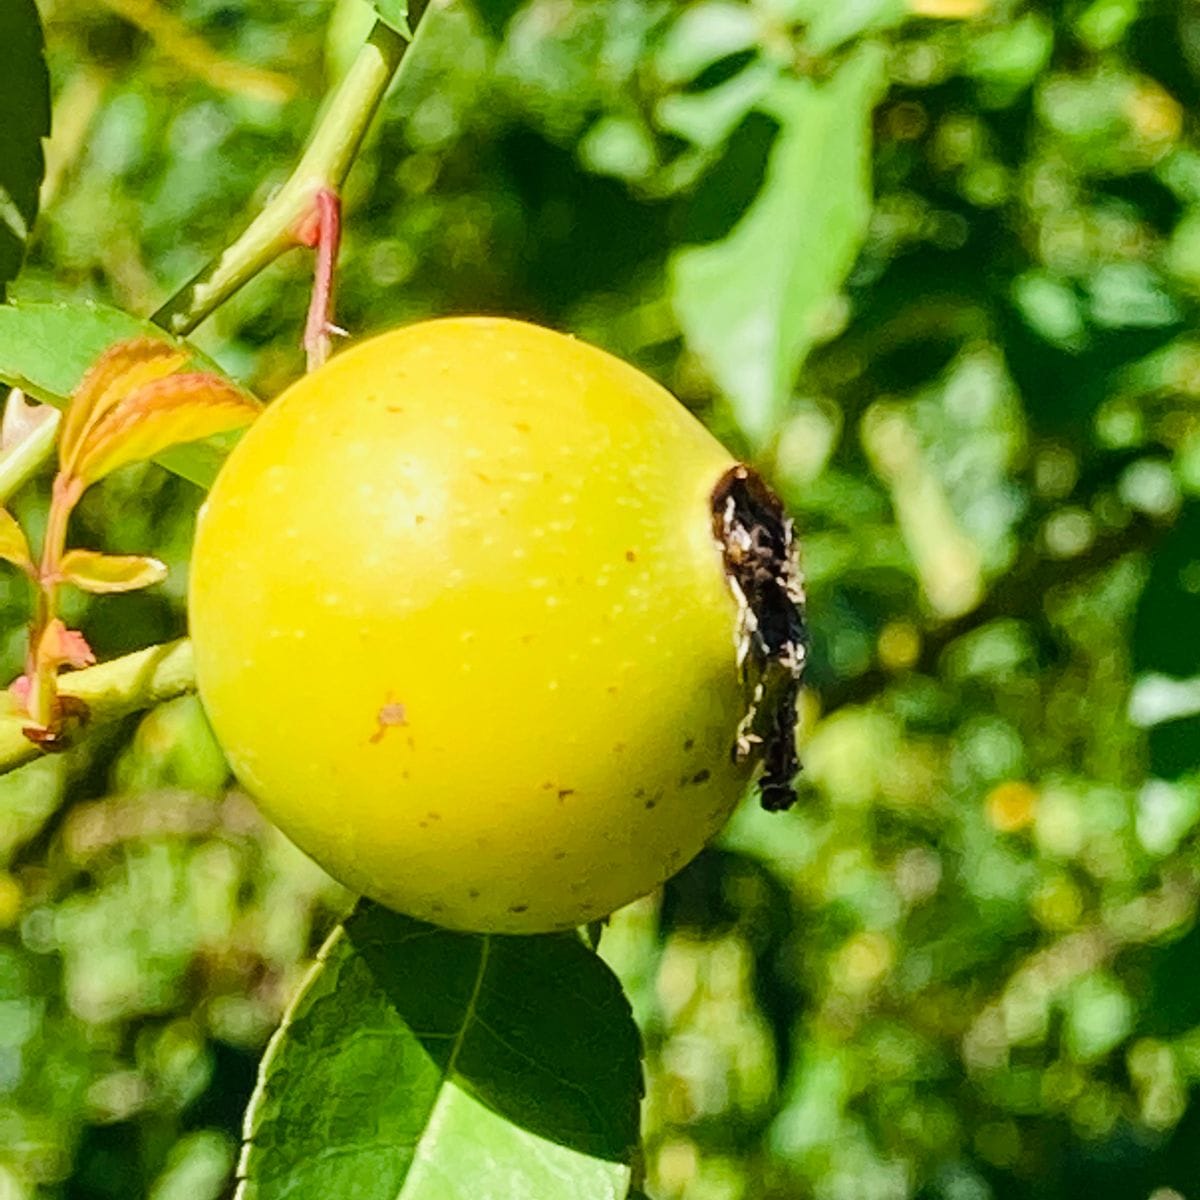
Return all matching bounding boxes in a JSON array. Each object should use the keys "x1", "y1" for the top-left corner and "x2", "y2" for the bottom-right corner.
[
  {"x1": 238, "y1": 902, "x2": 643, "y2": 1200},
  {"x1": 670, "y1": 46, "x2": 884, "y2": 447},
  {"x1": 0, "y1": 302, "x2": 255, "y2": 488},
  {"x1": 1134, "y1": 502, "x2": 1200, "y2": 678},
  {"x1": 0, "y1": 0, "x2": 50, "y2": 298}
]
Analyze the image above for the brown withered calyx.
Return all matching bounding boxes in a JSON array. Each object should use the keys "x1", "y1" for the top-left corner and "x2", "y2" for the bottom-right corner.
[{"x1": 711, "y1": 464, "x2": 807, "y2": 812}]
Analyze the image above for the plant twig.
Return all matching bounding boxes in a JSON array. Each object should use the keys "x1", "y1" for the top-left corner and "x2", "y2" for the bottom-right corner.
[
  {"x1": 1, "y1": 12, "x2": 435, "y2": 501},
  {"x1": 154, "y1": 11, "x2": 430, "y2": 337},
  {"x1": 300, "y1": 188, "x2": 344, "y2": 371},
  {"x1": 0, "y1": 639, "x2": 195, "y2": 774}
]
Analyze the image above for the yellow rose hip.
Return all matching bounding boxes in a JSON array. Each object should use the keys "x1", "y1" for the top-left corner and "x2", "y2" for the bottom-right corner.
[{"x1": 189, "y1": 317, "x2": 802, "y2": 933}]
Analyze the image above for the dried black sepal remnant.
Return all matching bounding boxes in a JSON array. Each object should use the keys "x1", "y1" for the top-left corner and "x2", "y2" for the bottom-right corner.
[{"x1": 712, "y1": 464, "x2": 807, "y2": 812}]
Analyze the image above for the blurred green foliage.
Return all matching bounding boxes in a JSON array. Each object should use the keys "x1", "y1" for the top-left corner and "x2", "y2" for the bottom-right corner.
[{"x1": 2, "y1": 0, "x2": 1200, "y2": 1196}]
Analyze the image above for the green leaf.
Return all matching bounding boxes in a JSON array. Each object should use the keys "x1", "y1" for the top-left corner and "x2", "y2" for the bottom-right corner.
[
  {"x1": 0, "y1": 508, "x2": 32, "y2": 573},
  {"x1": 238, "y1": 902, "x2": 643, "y2": 1200},
  {"x1": 0, "y1": 302, "x2": 256, "y2": 488},
  {"x1": 58, "y1": 549, "x2": 168, "y2": 595},
  {"x1": 654, "y1": 2, "x2": 760, "y2": 86},
  {"x1": 0, "y1": 0, "x2": 50, "y2": 299},
  {"x1": 1134, "y1": 502, "x2": 1200, "y2": 680},
  {"x1": 791, "y1": 0, "x2": 906, "y2": 54},
  {"x1": 371, "y1": 0, "x2": 412, "y2": 36},
  {"x1": 669, "y1": 46, "x2": 884, "y2": 447}
]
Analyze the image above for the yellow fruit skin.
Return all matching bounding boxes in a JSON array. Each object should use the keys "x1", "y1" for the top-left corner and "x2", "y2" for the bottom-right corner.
[{"x1": 189, "y1": 317, "x2": 752, "y2": 933}]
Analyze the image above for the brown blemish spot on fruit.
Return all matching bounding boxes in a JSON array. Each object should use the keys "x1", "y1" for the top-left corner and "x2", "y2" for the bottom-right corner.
[
  {"x1": 431, "y1": 901, "x2": 444, "y2": 914},
  {"x1": 427, "y1": 811, "x2": 441, "y2": 821},
  {"x1": 644, "y1": 797, "x2": 657, "y2": 810},
  {"x1": 557, "y1": 788, "x2": 575, "y2": 801},
  {"x1": 474, "y1": 472, "x2": 492, "y2": 485},
  {"x1": 553, "y1": 850, "x2": 567, "y2": 861},
  {"x1": 683, "y1": 737, "x2": 695, "y2": 751},
  {"x1": 691, "y1": 769, "x2": 711, "y2": 785},
  {"x1": 369, "y1": 700, "x2": 408, "y2": 744},
  {"x1": 509, "y1": 903, "x2": 529, "y2": 914},
  {"x1": 712, "y1": 463, "x2": 808, "y2": 812},
  {"x1": 468, "y1": 888, "x2": 481, "y2": 899},
  {"x1": 613, "y1": 742, "x2": 625, "y2": 753},
  {"x1": 625, "y1": 549, "x2": 636, "y2": 562},
  {"x1": 521, "y1": 633, "x2": 535, "y2": 645},
  {"x1": 607, "y1": 685, "x2": 619, "y2": 695},
  {"x1": 414, "y1": 514, "x2": 426, "y2": 524}
]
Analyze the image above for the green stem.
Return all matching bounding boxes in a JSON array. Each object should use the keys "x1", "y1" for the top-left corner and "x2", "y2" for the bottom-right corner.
[
  {"x1": 0, "y1": 639, "x2": 195, "y2": 772},
  {"x1": 27, "y1": 474, "x2": 82, "y2": 728},
  {"x1": 154, "y1": 13, "x2": 424, "y2": 336}
]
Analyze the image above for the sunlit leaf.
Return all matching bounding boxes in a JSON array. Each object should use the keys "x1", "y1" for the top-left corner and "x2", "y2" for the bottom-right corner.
[
  {"x1": 59, "y1": 339, "x2": 189, "y2": 474},
  {"x1": 72, "y1": 373, "x2": 261, "y2": 487},
  {"x1": 0, "y1": 508, "x2": 32, "y2": 573},
  {"x1": 653, "y1": 3, "x2": 760, "y2": 87},
  {"x1": 371, "y1": 0, "x2": 412, "y2": 36},
  {"x1": 670, "y1": 46, "x2": 884, "y2": 447},
  {"x1": 0, "y1": 302, "x2": 256, "y2": 488},
  {"x1": 0, "y1": 0, "x2": 50, "y2": 298},
  {"x1": 237, "y1": 902, "x2": 642, "y2": 1200},
  {"x1": 58, "y1": 549, "x2": 168, "y2": 595}
]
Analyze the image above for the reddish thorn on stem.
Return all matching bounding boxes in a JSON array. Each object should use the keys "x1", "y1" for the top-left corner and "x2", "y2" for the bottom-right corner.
[{"x1": 301, "y1": 188, "x2": 343, "y2": 373}]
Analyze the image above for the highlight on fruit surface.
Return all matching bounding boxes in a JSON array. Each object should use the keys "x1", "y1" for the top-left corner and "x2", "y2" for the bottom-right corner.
[{"x1": 188, "y1": 316, "x2": 806, "y2": 933}]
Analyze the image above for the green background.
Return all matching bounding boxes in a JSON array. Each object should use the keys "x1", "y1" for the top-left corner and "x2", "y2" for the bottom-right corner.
[{"x1": 3, "y1": 0, "x2": 1200, "y2": 1197}]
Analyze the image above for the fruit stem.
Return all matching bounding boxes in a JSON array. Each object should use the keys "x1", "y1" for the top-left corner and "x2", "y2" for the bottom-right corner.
[
  {"x1": 153, "y1": 5, "x2": 433, "y2": 337},
  {"x1": 301, "y1": 188, "x2": 344, "y2": 372}
]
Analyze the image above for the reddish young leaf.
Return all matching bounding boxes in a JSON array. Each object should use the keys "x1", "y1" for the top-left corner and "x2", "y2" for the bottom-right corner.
[
  {"x1": 58, "y1": 338, "x2": 189, "y2": 474},
  {"x1": 6, "y1": 674, "x2": 30, "y2": 712},
  {"x1": 37, "y1": 619, "x2": 96, "y2": 671},
  {"x1": 72, "y1": 372, "x2": 261, "y2": 486},
  {"x1": 0, "y1": 507, "x2": 32, "y2": 573},
  {"x1": 58, "y1": 548, "x2": 168, "y2": 594}
]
